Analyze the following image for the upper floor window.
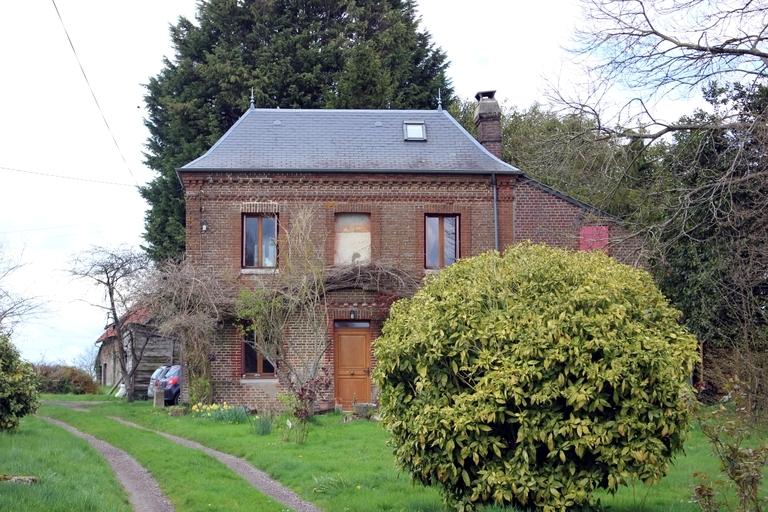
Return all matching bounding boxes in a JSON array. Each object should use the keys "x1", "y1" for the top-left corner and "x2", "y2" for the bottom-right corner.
[
  {"x1": 425, "y1": 214, "x2": 459, "y2": 269},
  {"x1": 243, "y1": 214, "x2": 277, "y2": 268},
  {"x1": 579, "y1": 225, "x2": 610, "y2": 252},
  {"x1": 403, "y1": 121, "x2": 426, "y2": 141},
  {"x1": 335, "y1": 213, "x2": 371, "y2": 265}
]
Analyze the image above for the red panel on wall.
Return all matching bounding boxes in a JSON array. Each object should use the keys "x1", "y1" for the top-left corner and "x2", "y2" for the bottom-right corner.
[{"x1": 579, "y1": 225, "x2": 610, "y2": 252}]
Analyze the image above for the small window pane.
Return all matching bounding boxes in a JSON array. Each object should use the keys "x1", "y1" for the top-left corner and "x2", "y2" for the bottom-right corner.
[
  {"x1": 407, "y1": 124, "x2": 423, "y2": 139},
  {"x1": 405, "y1": 123, "x2": 425, "y2": 140},
  {"x1": 244, "y1": 342, "x2": 258, "y2": 373},
  {"x1": 444, "y1": 216, "x2": 457, "y2": 265},
  {"x1": 244, "y1": 217, "x2": 258, "y2": 267},
  {"x1": 426, "y1": 216, "x2": 440, "y2": 268},
  {"x1": 262, "y1": 357, "x2": 274, "y2": 374},
  {"x1": 334, "y1": 320, "x2": 371, "y2": 329},
  {"x1": 262, "y1": 216, "x2": 277, "y2": 267}
]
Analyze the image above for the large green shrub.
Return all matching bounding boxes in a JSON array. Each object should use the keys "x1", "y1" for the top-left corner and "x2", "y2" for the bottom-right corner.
[
  {"x1": 0, "y1": 335, "x2": 39, "y2": 431},
  {"x1": 374, "y1": 244, "x2": 698, "y2": 511},
  {"x1": 34, "y1": 364, "x2": 98, "y2": 395}
]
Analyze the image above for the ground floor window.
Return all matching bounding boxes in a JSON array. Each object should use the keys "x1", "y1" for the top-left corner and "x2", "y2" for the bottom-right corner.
[{"x1": 242, "y1": 336, "x2": 275, "y2": 378}]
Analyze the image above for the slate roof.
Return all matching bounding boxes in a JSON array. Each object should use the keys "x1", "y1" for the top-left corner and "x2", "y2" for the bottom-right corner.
[{"x1": 180, "y1": 107, "x2": 520, "y2": 174}]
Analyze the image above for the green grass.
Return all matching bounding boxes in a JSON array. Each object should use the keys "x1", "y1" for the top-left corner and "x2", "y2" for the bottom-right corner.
[
  {"x1": 41, "y1": 404, "x2": 288, "y2": 512},
  {"x1": 66, "y1": 401, "x2": 763, "y2": 512},
  {"x1": 28, "y1": 399, "x2": 767, "y2": 511},
  {"x1": 87, "y1": 402, "x2": 444, "y2": 512},
  {"x1": 0, "y1": 416, "x2": 130, "y2": 512},
  {"x1": 41, "y1": 391, "x2": 118, "y2": 401}
]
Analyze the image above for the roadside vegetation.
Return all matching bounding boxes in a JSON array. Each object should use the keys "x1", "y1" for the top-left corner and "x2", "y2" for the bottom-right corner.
[{"x1": 34, "y1": 365, "x2": 98, "y2": 394}]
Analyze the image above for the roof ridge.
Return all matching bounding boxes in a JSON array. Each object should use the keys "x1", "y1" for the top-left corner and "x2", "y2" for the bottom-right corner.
[{"x1": 249, "y1": 108, "x2": 442, "y2": 114}]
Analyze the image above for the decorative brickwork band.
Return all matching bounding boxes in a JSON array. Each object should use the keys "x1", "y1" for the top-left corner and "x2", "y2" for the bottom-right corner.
[{"x1": 241, "y1": 201, "x2": 279, "y2": 213}]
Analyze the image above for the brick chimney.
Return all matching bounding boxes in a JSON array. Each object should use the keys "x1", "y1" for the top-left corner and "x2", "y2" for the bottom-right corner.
[{"x1": 473, "y1": 90, "x2": 502, "y2": 158}]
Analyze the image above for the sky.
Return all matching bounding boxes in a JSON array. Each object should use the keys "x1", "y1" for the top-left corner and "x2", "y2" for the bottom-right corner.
[{"x1": 0, "y1": 1, "x2": 697, "y2": 363}]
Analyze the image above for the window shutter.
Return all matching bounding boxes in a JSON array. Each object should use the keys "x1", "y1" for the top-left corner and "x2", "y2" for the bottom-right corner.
[{"x1": 579, "y1": 225, "x2": 610, "y2": 252}]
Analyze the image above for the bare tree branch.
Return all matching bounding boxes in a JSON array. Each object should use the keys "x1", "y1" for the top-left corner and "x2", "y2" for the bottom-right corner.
[
  {"x1": 575, "y1": 0, "x2": 768, "y2": 94},
  {"x1": 0, "y1": 247, "x2": 40, "y2": 335},
  {"x1": 137, "y1": 259, "x2": 237, "y2": 404},
  {"x1": 70, "y1": 246, "x2": 148, "y2": 401}
]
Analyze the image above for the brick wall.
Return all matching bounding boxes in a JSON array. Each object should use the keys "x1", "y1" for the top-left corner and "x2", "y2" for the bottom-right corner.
[{"x1": 180, "y1": 170, "x2": 641, "y2": 410}]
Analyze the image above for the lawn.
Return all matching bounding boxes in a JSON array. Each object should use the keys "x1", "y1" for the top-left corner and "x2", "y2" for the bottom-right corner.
[
  {"x1": 0, "y1": 416, "x2": 130, "y2": 512},
  {"x1": 40, "y1": 402, "x2": 287, "y2": 512},
  {"x1": 37, "y1": 397, "x2": 763, "y2": 512}
]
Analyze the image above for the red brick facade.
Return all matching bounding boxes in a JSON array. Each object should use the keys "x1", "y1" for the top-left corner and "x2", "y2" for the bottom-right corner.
[{"x1": 179, "y1": 169, "x2": 640, "y2": 411}]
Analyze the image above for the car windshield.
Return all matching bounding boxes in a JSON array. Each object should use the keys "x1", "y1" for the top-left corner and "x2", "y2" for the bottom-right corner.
[
  {"x1": 164, "y1": 366, "x2": 181, "y2": 378},
  {"x1": 151, "y1": 367, "x2": 168, "y2": 379}
]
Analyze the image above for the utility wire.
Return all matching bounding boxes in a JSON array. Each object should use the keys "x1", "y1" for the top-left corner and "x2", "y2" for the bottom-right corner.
[
  {"x1": 50, "y1": 0, "x2": 138, "y2": 185},
  {"x1": 0, "y1": 165, "x2": 135, "y2": 187},
  {"x1": 0, "y1": 225, "x2": 80, "y2": 235}
]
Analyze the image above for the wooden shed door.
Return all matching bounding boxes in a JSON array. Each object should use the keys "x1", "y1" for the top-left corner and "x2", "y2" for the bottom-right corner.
[{"x1": 334, "y1": 327, "x2": 372, "y2": 410}]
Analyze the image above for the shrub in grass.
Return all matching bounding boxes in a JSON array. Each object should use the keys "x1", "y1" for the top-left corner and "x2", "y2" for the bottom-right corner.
[
  {"x1": 167, "y1": 405, "x2": 188, "y2": 417},
  {"x1": 248, "y1": 413, "x2": 274, "y2": 435},
  {"x1": 374, "y1": 244, "x2": 699, "y2": 511},
  {"x1": 692, "y1": 386, "x2": 768, "y2": 512},
  {"x1": 312, "y1": 475, "x2": 351, "y2": 495},
  {"x1": 279, "y1": 416, "x2": 308, "y2": 444},
  {"x1": 189, "y1": 376, "x2": 212, "y2": 405},
  {"x1": 34, "y1": 364, "x2": 97, "y2": 394},
  {"x1": 0, "y1": 335, "x2": 38, "y2": 431},
  {"x1": 277, "y1": 392, "x2": 309, "y2": 443}
]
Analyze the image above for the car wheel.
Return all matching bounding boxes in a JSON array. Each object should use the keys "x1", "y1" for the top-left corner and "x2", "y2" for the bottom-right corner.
[{"x1": 173, "y1": 391, "x2": 180, "y2": 405}]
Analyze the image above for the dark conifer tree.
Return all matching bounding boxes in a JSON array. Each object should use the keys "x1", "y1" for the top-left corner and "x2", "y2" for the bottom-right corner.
[{"x1": 141, "y1": 0, "x2": 453, "y2": 261}]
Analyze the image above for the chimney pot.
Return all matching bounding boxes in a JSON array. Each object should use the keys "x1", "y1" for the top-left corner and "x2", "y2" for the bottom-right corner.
[
  {"x1": 474, "y1": 90, "x2": 496, "y2": 101},
  {"x1": 474, "y1": 89, "x2": 502, "y2": 158}
]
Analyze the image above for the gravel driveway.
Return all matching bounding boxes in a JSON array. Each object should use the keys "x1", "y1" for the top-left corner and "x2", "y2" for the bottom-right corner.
[
  {"x1": 110, "y1": 416, "x2": 320, "y2": 512},
  {"x1": 41, "y1": 417, "x2": 174, "y2": 512}
]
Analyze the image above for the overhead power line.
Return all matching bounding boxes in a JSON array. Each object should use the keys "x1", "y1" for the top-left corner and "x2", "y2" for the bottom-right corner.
[
  {"x1": 50, "y1": 0, "x2": 138, "y2": 185},
  {"x1": 0, "y1": 224, "x2": 80, "y2": 235},
  {"x1": 0, "y1": 165, "x2": 135, "y2": 187}
]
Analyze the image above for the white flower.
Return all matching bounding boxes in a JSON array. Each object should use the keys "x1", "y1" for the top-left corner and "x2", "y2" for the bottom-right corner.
[{"x1": 286, "y1": 419, "x2": 293, "y2": 429}]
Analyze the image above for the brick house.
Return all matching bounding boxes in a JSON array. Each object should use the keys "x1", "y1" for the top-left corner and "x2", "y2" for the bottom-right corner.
[{"x1": 177, "y1": 90, "x2": 640, "y2": 411}]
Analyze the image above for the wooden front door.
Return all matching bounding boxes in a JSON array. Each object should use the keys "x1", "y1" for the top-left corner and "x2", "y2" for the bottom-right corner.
[{"x1": 334, "y1": 327, "x2": 372, "y2": 410}]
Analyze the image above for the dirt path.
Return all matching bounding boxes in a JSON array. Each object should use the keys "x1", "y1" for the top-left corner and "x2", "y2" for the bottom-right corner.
[
  {"x1": 40, "y1": 417, "x2": 174, "y2": 512},
  {"x1": 110, "y1": 416, "x2": 320, "y2": 512}
]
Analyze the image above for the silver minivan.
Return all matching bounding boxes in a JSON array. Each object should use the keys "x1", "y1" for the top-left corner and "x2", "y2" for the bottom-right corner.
[{"x1": 147, "y1": 365, "x2": 169, "y2": 398}]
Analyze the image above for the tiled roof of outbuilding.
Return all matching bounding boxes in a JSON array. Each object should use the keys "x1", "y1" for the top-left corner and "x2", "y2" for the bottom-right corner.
[
  {"x1": 95, "y1": 308, "x2": 152, "y2": 343},
  {"x1": 180, "y1": 108, "x2": 520, "y2": 174}
]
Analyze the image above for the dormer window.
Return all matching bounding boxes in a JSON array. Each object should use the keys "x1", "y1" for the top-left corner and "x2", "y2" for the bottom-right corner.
[{"x1": 403, "y1": 121, "x2": 426, "y2": 141}]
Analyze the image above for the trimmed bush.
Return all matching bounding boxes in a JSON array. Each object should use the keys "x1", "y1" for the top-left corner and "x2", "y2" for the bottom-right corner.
[
  {"x1": 0, "y1": 335, "x2": 39, "y2": 431},
  {"x1": 34, "y1": 364, "x2": 98, "y2": 394},
  {"x1": 374, "y1": 244, "x2": 698, "y2": 511}
]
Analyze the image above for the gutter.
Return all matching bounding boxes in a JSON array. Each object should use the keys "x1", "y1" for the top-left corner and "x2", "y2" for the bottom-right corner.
[{"x1": 492, "y1": 173, "x2": 499, "y2": 251}]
